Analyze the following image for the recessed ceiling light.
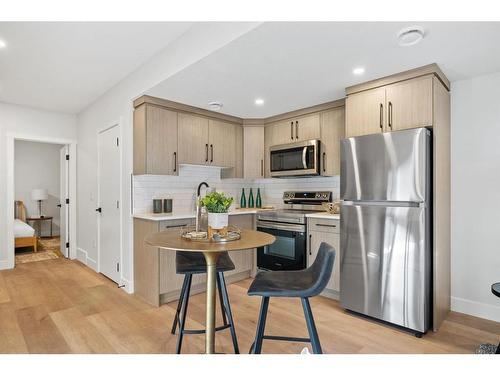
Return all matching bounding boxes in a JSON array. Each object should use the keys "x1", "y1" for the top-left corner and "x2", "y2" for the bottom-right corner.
[
  {"x1": 0, "y1": 39, "x2": 6, "y2": 49},
  {"x1": 353, "y1": 67, "x2": 365, "y2": 75},
  {"x1": 208, "y1": 101, "x2": 223, "y2": 111},
  {"x1": 397, "y1": 26, "x2": 425, "y2": 47},
  {"x1": 255, "y1": 98, "x2": 265, "y2": 106}
]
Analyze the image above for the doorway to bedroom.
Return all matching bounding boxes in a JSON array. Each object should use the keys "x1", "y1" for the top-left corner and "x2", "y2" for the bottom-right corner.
[{"x1": 13, "y1": 139, "x2": 69, "y2": 265}]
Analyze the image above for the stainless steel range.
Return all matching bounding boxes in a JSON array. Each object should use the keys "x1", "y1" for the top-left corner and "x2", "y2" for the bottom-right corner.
[{"x1": 256, "y1": 191, "x2": 332, "y2": 271}]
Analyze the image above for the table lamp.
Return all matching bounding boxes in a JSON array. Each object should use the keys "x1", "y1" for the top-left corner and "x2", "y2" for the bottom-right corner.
[{"x1": 31, "y1": 188, "x2": 48, "y2": 218}]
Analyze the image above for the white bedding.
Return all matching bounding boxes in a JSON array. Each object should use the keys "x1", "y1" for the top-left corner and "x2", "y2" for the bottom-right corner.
[{"x1": 14, "y1": 219, "x2": 35, "y2": 238}]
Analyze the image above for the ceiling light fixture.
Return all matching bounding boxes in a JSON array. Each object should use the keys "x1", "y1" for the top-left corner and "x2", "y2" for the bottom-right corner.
[
  {"x1": 353, "y1": 67, "x2": 365, "y2": 75},
  {"x1": 397, "y1": 26, "x2": 425, "y2": 47},
  {"x1": 0, "y1": 39, "x2": 6, "y2": 49},
  {"x1": 208, "y1": 101, "x2": 223, "y2": 111},
  {"x1": 254, "y1": 98, "x2": 265, "y2": 106}
]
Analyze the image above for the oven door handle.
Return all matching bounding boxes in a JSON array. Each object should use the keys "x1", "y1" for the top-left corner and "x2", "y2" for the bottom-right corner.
[
  {"x1": 257, "y1": 222, "x2": 305, "y2": 233},
  {"x1": 302, "y1": 146, "x2": 308, "y2": 169}
]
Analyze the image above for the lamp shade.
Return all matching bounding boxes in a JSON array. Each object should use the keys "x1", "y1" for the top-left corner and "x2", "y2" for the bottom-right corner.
[{"x1": 31, "y1": 188, "x2": 48, "y2": 201}]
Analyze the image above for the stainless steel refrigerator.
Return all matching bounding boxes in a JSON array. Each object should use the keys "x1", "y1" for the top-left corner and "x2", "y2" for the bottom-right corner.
[{"x1": 339, "y1": 128, "x2": 431, "y2": 335}]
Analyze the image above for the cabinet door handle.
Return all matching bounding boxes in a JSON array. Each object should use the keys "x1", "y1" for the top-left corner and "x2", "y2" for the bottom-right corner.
[
  {"x1": 295, "y1": 121, "x2": 299, "y2": 139},
  {"x1": 261, "y1": 159, "x2": 264, "y2": 177},
  {"x1": 388, "y1": 101, "x2": 393, "y2": 130},
  {"x1": 210, "y1": 144, "x2": 214, "y2": 163},
  {"x1": 290, "y1": 121, "x2": 294, "y2": 140},
  {"x1": 322, "y1": 152, "x2": 326, "y2": 173},
  {"x1": 205, "y1": 144, "x2": 209, "y2": 162},
  {"x1": 379, "y1": 103, "x2": 383, "y2": 130},
  {"x1": 173, "y1": 151, "x2": 177, "y2": 172},
  {"x1": 308, "y1": 234, "x2": 312, "y2": 256},
  {"x1": 315, "y1": 223, "x2": 337, "y2": 228}
]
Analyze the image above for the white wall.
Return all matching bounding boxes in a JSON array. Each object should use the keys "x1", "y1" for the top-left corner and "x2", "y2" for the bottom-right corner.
[
  {"x1": 76, "y1": 23, "x2": 261, "y2": 292},
  {"x1": 451, "y1": 71, "x2": 500, "y2": 322},
  {"x1": 0, "y1": 102, "x2": 77, "y2": 268},
  {"x1": 14, "y1": 140, "x2": 62, "y2": 236}
]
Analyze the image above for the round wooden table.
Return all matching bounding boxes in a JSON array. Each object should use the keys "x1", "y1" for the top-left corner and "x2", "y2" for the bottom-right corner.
[{"x1": 146, "y1": 228, "x2": 275, "y2": 354}]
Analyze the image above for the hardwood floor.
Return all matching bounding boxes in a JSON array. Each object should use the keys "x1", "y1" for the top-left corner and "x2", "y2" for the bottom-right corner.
[{"x1": 0, "y1": 258, "x2": 498, "y2": 354}]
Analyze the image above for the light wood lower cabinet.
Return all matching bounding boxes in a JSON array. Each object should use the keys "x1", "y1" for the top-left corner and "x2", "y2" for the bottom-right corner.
[
  {"x1": 134, "y1": 215, "x2": 255, "y2": 307},
  {"x1": 307, "y1": 218, "x2": 340, "y2": 298}
]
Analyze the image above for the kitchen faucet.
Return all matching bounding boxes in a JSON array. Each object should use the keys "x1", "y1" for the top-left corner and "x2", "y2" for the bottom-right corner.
[{"x1": 196, "y1": 182, "x2": 209, "y2": 232}]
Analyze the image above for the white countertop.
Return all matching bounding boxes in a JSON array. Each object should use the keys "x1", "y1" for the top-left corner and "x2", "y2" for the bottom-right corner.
[
  {"x1": 305, "y1": 212, "x2": 340, "y2": 220},
  {"x1": 133, "y1": 208, "x2": 275, "y2": 222}
]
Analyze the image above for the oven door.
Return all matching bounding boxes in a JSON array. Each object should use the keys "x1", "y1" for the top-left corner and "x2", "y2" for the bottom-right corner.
[
  {"x1": 270, "y1": 139, "x2": 320, "y2": 177},
  {"x1": 256, "y1": 221, "x2": 307, "y2": 271}
]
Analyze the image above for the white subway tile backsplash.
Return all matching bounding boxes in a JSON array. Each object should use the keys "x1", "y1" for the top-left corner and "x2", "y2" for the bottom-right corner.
[{"x1": 132, "y1": 165, "x2": 340, "y2": 215}]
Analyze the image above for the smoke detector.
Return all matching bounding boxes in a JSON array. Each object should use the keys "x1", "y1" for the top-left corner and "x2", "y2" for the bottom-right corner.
[
  {"x1": 208, "y1": 101, "x2": 223, "y2": 111},
  {"x1": 397, "y1": 26, "x2": 425, "y2": 46}
]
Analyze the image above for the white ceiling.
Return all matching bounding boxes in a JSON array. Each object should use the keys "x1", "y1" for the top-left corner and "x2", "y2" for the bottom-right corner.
[
  {"x1": 0, "y1": 22, "x2": 193, "y2": 113},
  {"x1": 147, "y1": 22, "x2": 500, "y2": 118}
]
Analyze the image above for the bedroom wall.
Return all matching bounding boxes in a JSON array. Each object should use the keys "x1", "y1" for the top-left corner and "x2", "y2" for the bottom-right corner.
[
  {"x1": 14, "y1": 140, "x2": 63, "y2": 236},
  {"x1": 0, "y1": 102, "x2": 76, "y2": 269}
]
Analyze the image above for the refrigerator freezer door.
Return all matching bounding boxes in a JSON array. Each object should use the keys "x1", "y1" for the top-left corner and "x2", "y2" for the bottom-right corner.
[
  {"x1": 340, "y1": 203, "x2": 431, "y2": 332},
  {"x1": 340, "y1": 128, "x2": 430, "y2": 202}
]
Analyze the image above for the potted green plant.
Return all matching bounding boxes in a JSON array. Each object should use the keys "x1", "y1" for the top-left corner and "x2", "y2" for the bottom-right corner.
[{"x1": 199, "y1": 191, "x2": 234, "y2": 233}]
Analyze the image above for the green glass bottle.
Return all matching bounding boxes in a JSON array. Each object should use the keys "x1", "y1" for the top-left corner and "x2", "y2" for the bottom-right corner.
[
  {"x1": 248, "y1": 188, "x2": 255, "y2": 208},
  {"x1": 240, "y1": 188, "x2": 247, "y2": 208},
  {"x1": 256, "y1": 188, "x2": 262, "y2": 208}
]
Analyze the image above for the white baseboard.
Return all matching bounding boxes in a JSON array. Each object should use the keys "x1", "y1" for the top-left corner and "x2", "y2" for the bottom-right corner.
[
  {"x1": 0, "y1": 259, "x2": 13, "y2": 270},
  {"x1": 120, "y1": 277, "x2": 134, "y2": 294},
  {"x1": 451, "y1": 296, "x2": 500, "y2": 323},
  {"x1": 76, "y1": 247, "x2": 98, "y2": 272}
]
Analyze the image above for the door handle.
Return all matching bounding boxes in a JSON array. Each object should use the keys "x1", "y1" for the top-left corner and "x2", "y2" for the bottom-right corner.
[
  {"x1": 261, "y1": 159, "x2": 264, "y2": 177},
  {"x1": 95, "y1": 207, "x2": 102, "y2": 213},
  {"x1": 308, "y1": 234, "x2": 312, "y2": 256},
  {"x1": 295, "y1": 121, "x2": 299, "y2": 139},
  {"x1": 379, "y1": 103, "x2": 383, "y2": 130},
  {"x1": 290, "y1": 121, "x2": 294, "y2": 140},
  {"x1": 205, "y1": 144, "x2": 208, "y2": 162},
  {"x1": 302, "y1": 146, "x2": 308, "y2": 169},
  {"x1": 388, "y1": 101, "x2": 393, "y2": 130},
  {"x1": 173, "y1": 151, "x2": 177, "y2": 172},
  {"x1": 322, "y1": 152, "x2": 326, "y2": 173},
  {"x1": 210, "y1": 144, "x2": 214, "y2": 163}
]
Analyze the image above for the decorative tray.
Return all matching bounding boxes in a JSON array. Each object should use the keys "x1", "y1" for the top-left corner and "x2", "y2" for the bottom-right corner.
[{"x1": 180, "y1": 225, "x2": 241, "y2": 242}]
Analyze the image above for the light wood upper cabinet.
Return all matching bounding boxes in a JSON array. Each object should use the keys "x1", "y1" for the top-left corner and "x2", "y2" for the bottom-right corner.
[
  {"x1": 233, "y1": 124, "x2": 243, "y2": 178},
  {"x1": 208, "y1": 119, "x2": 236, "y2": 168},
  {"x1": 243, "y1": 126, "x2": 265, "y2": 179},
  {"x1": 385, "y1": 76, "x2": 433, "y2": 131},
  {"x1": 292, "y1": 113, "x2": 320, "y2": 141},
  {"x1": 133, "y1": 104, "x2": 178, "y2": 175},
  {"x1": 345, "y1": 87, "x2": 386, "y2": 138},
  {"x1": 177, "y1": 113, "x2": 209, "y2": 165},
  {"x1": 320, "y1": 107, "x2": 345, "y2": 176}
]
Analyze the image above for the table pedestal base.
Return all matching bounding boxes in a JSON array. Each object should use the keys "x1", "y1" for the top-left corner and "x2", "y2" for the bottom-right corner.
[{"x1": 203, "y1": 251, "x2": 222, "y2": 354}]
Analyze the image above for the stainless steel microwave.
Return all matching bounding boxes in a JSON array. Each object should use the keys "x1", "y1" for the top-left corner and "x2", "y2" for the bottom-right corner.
[{"x1": 269, "y1": 139, "x2": 321, "y2": 177}]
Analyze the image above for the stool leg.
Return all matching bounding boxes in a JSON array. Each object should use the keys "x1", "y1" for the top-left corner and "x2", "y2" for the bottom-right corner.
[
  {"x1": 216, "y1": 273, "x2": 228, "y2": 326},
  {"x1": 301, "y1": 297, "x2": 322, "y2": 354},
  {"x1": 218, "y1": 272, "x2": 239, "y2": 354},
  {"x1": 252, "y1": 296, "x2": 270, "y2": 354},
  {"x1": 176, "y1": 274, "x2": 192, "y2": 354},
  {"x1": 171, "y1": 275, "x2": 189, "y2": 334}
]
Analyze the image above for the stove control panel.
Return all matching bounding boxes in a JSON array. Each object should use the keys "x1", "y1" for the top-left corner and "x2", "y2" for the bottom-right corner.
[{"x1": 283, "y1": 191, "x2": 332, "y2": 205}]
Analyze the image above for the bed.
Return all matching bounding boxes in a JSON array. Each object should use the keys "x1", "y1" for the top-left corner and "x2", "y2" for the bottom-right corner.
[{"x1": 14, "y1": 201, "x2": 38, "y2": 252}]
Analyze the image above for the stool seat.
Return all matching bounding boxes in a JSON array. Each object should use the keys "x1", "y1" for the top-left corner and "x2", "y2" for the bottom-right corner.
[
  {"x1": 176, "y1": 251, "x2": 235, "y2": 274},
  {"x1": 248, "y1": 269, "x2": 323, "y2": 298}
]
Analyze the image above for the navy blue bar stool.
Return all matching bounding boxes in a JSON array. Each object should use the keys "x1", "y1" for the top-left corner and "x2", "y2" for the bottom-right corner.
[
  {"x1": 247, "y1": 242, "x2": 335, "y2": 354},
  {"x1": 171, "y1": 251, "x2": 239, "y2": 354}
]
